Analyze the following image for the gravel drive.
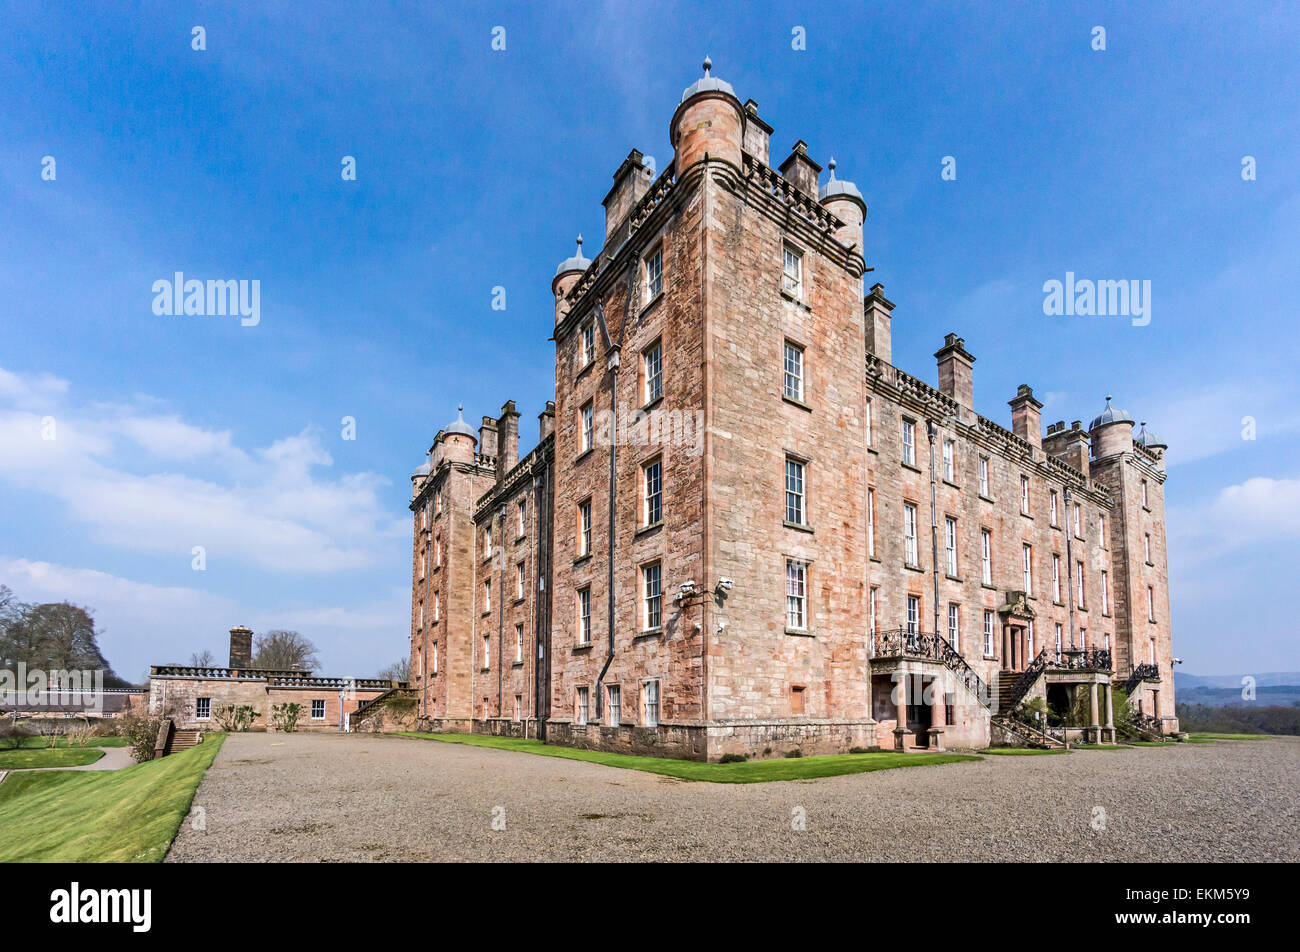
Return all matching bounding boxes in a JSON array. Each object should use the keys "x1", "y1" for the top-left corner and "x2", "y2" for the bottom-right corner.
[{"x1": 166, "y1": 733, "x2": 1300, "y2": 862}]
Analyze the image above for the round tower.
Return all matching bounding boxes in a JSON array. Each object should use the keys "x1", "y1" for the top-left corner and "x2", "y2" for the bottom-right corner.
[
  {"x1": 552, "y1": 235, "x2": 591, "y2": 325},
  {"x1": 1088, "y1": 395, "x2": 1135, "y2": 458},
  {"x1": 818, "y1": 157, "x2": 867, "y2": 255},
  {"x1": 670, "y1": 57, "x2": 743, "y2": 178},
  {"x1": 440, "y1": 404, "x2": 477, "y2": 465}
]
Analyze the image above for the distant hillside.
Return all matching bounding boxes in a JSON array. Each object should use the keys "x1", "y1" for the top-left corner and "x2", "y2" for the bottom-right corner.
[{"x1": 1175, "y1": 672, "x2": 1300, "y2": 690}]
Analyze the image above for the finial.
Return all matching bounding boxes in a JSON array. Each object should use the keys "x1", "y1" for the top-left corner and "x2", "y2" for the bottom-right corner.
[
  {"x1": 457, "y1": 403, "x2": 464, "y2": 417},
  {"x1": 1105, "y1": 394, "x2": 1113, "y2": 404},
  {"x1": 827, "y1": 157, "x2": 837, "y2": 180},
  {"x1": 575, "y1": 234, "x2": 583, "y2": 251},
  {"x1": 1140, "y1": 420, "x2": 1147, "y2": 426},
  {"x1": 702, "y1": 55, "x2": 712, "y2": 76}
]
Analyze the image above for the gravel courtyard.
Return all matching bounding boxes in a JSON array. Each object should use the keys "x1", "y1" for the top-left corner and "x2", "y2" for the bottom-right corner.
[{"x1": 166, "y1": 732, "x2": 1300, "y2": 862}]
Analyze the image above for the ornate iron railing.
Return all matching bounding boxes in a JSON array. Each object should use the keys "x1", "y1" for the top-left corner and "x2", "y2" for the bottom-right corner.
[
  {"x1": 1051, "y1": 648, "x2": 1113, "y2": 672},
  {"x1": 1124, "y1": 663, "x2": 1161, "y2": 694},
  {"x1": 871, "y1": 628, "x2": 992, "y2": 711},
  {"x1": 1006, "y1": 649, "x2": 1050, "y2": 713}
]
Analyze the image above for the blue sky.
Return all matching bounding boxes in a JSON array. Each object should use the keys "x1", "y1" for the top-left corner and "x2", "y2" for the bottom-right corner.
[{"x1": 1, "y1": 1, "x2": 1297, "y2": 680}]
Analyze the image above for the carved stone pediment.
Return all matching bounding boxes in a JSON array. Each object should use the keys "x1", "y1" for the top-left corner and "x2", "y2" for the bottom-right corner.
[{"x1": 997, "y1": 590, "x2": 1036, "y2": 620}]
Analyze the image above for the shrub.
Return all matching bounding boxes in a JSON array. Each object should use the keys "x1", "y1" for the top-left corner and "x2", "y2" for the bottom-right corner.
[
  {"x1": 271, "y1": 702, "x2": 302, "y2": 733},
  {"x1": 718, "y1": 753, "x2": 748, "y2": 763},
  {"x1": 214, "y1": 703, "x2": 259, "y2": 732},
  {"x1": 118, "y1": 709, "x2": 165, "y2": 763},
  {"x1": 849, "y1": 746, "x2": 874, "y2": 754},
  {"x1": 66, "y1": 719, "x2": 94, "y2": 748},
  {"x1": 0, "y1": 718, "x2": 32, "y2": 751},
  {"x1": 784, "y1": 749, "x2": 803, "y2": 758}
]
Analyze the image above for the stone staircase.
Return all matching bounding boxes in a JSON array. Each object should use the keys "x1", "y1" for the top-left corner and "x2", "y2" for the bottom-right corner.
[{"x1": 168, "y1": 730, "x2": 201, "y2": 753}]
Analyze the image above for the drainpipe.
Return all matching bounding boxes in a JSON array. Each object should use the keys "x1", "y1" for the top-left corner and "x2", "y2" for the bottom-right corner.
[
  {"x1": 1064, "y1": 485, "x2": 1077, "y2": 750},
  {"x1": 927, "y1": 421, "x2": 940, "y2": 640},
  {"x1": 497, "y1": 505, "x2": 506, "y2": 719},
  {"x1": 420, "y1": 489, "x2": 431, "y2": 723}
]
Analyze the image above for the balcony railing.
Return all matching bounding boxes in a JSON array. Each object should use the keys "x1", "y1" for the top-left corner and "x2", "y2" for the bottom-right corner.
[
  {"x1": 871, "y1": 628, "x2": 992, "y2": 711},
  {"x1": 1124, "y1": 662, "x2": 1161, "y2": 694},
  {"x1": 1049, "y1": 648, "x2": 1113, "y2": 672}
]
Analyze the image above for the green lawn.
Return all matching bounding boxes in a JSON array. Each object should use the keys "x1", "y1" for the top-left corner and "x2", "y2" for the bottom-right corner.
[
  {"x1": 978, "y1": 747, "x2": 1069, "y2": 755},
  {"x1": 0, "y1": 747, "x2": 105, "y2": 769},
  {"x1": 1072, "y1": 744, "x2": 1130, "y2": 750},
  {"x1": 11, "y1": 736, "x2": 130, "y2": 749},
  {"x1": 1126, "y1": 740, "x2": 1177, "y2": 747},
  {"x1": 1188, "y1": 732, "x2": 1269, "y2": 741},
  {"x1": 397, "y1": 732, "x2": 980, "y2": 783},
  {"x1": 0, "y1": 734, "x2": 224, "y2": 862}
]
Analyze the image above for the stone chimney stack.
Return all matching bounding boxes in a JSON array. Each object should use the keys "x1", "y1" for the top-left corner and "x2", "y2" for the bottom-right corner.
[
  {"x1": 935, "y1": 333, "x2": 975, "y2": 410},
  {"x1": 539, "y1": 400, "x2": 556, "y2": 442},
  {"x1": 228, "y1": 626, "x2": 252, "y2": 670},
  {"x1": 478, "y1": 416, "x2": 498, "y2": 461},
  {"x1": 496, "y1": 400, "x2": 520, "y2": 480},
  {"x1": 778, "y1": 140, "x2": 821, "y2": 195},
  {"x1": 1009, "y1": 384, "x2": 1044, "y2": 452},
  {"x1": 742, "y1": 99, "x2": 772, "y2": 165},
  {"x1": 603, "y1": 149, "x2": 655, "y2": 249},
  {"x1": 1044, "y1": 420, "x2": 1091, "y2": 478},
  {"x1": 864, "y1": 283, "x2": 895, "y2": 364}
]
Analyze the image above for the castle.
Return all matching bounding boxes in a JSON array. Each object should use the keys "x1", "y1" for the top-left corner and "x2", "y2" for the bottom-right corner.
[{"x1": 407, "y1": 61, "x2": 1176, "y2": 760}]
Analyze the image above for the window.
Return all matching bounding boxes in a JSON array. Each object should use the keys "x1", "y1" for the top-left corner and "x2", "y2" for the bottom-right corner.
[
  {"x1": 978, "y1": 457, "x2": 990, "y2": 496},
  {"x1": 947, "y1": 603, "x2": 960, "y2": 650},
  {"x1": 1052, "y1": 554, "x2": 1061, "y2": 602},
  {"x1": 1144, "y1": 533, "x2": 1152, "y2": 563},
  {"x1": 783, "y1": 341, "x2": 804, "y2": 401},
  {"x1": 608, "y1": 684, "x2": 621, "y2": 725},
  {"x1": 578, "y1": 500, "x2": 592, "y2": 556},
  {"x1": 785, "y1": 458, "x2": 806, "y2": 525},
  {"x1": 782, "y1": 243, "x2": 802, "y2": 297},
  {"x1": 791, "y1": 684, "x2": 805, "y2": 715},
  {"x1": 517, "y1": 499, "x2": 527, "y2": 536},
  {"x1": 983, "y1": 611, "x2": 996, "y2": 656},
  {"x1": 418, "y1": 602, "x2": 424, "y2": 629},
  {"x1": 865, "y1": 399, "x2": 873, "y2": 446},
  {"x1": 1080, "y1": 627, "x2": 1087, "y2": 649},
  {"x1": 643, "y1": 680, "x2": 660, "y2": 727},
  {"x1": 642, "y1": 561, "x2": 662, "y2": 631},
  {"x1": 1021, "y1": 476, "x2": 1031, "y2": 514},
  {"x1": 482, "y1": 634, "x2": 490, "y2": 670},
  {"x1": 1073, "y1": 503, "x2": 1082, "y2": 536},
  {"x1": 516, "y1": 561, "x2": 526, "y2": 599},
  {"x1": 942, "y1": 440, "x2": 955, "y2": 482},
  {"x1": 981, "y1": 529, "x2": 992, "y2": 584},
  {"x1": 1098, "y1": 513, "x2": 1107, "y2": 545},
  {"x1": 1022, "y1": 544, "x2": 1033, "y2": 594},
  {"x1": 515, "y1": 623, "x2": 524, "y2": 663},
  {"x1": 1050, "y1": 490, "x2": 1059, "y2": 525},
  {"x1": 642, "y1": 457, "x2": 662, "y2": 525},
  {"x1": 483, "y1": 525, "x2": 493, "y2": 559},
  {"x1": 580, "y1": 402, "x2": 594, "y2": 453},
  {"x1": 904, "y1": 503, "x2": 919, "y2": 565},
  {"x1": 786, "y1": 560, "x2": 807, "y2": 630},
  {"x1": 944, "y1": 517, "x2": 958, "y2": 575},
  {"x1": 1148, "y1": 586, "x2": 1156, "y2": 622},
  {"x1": 435, "y1": 535, "x2": 442, "y2": 567},
  {"x1": 435, "y1": 489, "x2": 442, "y2": 516},
  {"x1": 1055, "y1": 623, "x2": 1063, "y2": 659},
  {"x1": 577, "y1": 587, "x2": 592, "y2": 644},
  {"x1": 433, "y1": 592, "x2": 440, "y2": 622},
  {"x1": 196, "y1": 697, "x2": 211, "y2": 720},
  {"x1": 311, "y1": 699, "x2": 325, "y2": 721},
  {"x1": 902, "y1": 420, "x2": 916, "y2": 465},
  {"x1": 421, "y1": 506, "x2": 428, "y2": 530},
  {"x1": 1141, "y1": 479, "x2": 1149, "y2": 507},
  {"x1": 944, "y1": 693, "x2": 956, "y2": 727},
  {"x1": 643, "y1": 340, "x2": 663, "y2": 404},
  {"x1": 646, "y1": 247, "x2": 663, "y2": 299},
  {"x1": 906, "y1": 594, "x2": 920, "y2": 635},
  {"x1": 419, "y1": 549, "x2": 426, "y2": 580},
  {"x1": 576, "y1": 687, "x2": 589, "y2": 725},
  {"x1": 432, "y1": 642, "x2": 438, "y2": 674},
  {"x1": 1076, "y1": 561, "x2": 1086, "y2": 607},
  {"x1": 580, "y1": 321, "x2": 595, "y2": 367},
  {"x1": 870, "y1": 586, "x2": 879, "y2": 635},
  {"x1": 1101, "y1": 570, "x2": 1110, "y2": 614},
  {"x1": 1027, "y1": 620, "x2": 1035, "y2": 656},
  {"x1": 483, "y1": 579, "x2": 491, "y2": 612},
  {"x1": 867, "y1": 488, "x2": 876, "y2": 558},
  {"x1": 514, "y1": 695, "x2": 522, "y2": 722}
]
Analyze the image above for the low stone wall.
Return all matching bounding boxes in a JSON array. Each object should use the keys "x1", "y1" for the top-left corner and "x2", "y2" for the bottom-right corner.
[
  {"x1": 546, "y1": 720, "x2": 708, "y2": 761},
  {"x1": 353, "y1": 698, "x2": 418, "y2": 733}
]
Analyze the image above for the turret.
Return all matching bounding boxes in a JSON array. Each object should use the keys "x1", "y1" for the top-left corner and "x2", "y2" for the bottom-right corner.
[
  {"x1": 1089, "y1": 396, "x2": 1135, "y2": 459},
  {"x1": 552, "y1": 236, "x2": 591, "y2": 324},
  {"x1": 440, "y1": 404, "x2": 477, "y2": 466},
  {"x1": 670, "y1": 57, "x2": 743, "y2": 177},
  {"x1": 818, "y1": 157, "x2": 866, "y2": 255}
]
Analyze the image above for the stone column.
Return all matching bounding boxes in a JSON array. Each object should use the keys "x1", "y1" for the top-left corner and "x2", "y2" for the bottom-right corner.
[
  {"x1": 928, "y1": 676, "x2": 946, "y2": 751},
  {"x1": 1104, "y1": 683, "x2": 1115, "y2": 743},
  {"x1": 1089, "y1": 682, "x2": 1101, "y2": 744},
  {"x1": 893, "y1": 673, "x2": 908, "y2": 751}
]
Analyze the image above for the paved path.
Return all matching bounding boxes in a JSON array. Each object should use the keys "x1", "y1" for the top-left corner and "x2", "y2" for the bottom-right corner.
[
  {"x1": 167, "y1": 733, "x2": 1300, "y2": 863},
  {"x1": 0, "y1": 745, "x2": 133, "y2": 782}
]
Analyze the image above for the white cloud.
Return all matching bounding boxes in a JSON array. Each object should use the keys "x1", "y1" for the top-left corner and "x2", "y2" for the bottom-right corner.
[{"x1": 0, "y1": 366, "x2": 405, "y2": 574}]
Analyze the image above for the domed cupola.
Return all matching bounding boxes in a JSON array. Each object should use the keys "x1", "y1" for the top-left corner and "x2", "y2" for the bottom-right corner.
[
  {"x1": 1135, "y1": 421, "x2": 1167, "y2": 449},
  {"x1": 818, "y1": 158, "x2": 863, "y2": 204},
  {"x1": 443, "y1": 404, "x2": 476, "y2": 441},
  {"x1": 679, "y1": 55, "x2": 735, "y2": 104},
  {"x1": 1088, "y1": 395, "x2": 1134, "y2": 432},
  {"x1": 554, "y1": 234, "x2": 591, "y2": 280}
]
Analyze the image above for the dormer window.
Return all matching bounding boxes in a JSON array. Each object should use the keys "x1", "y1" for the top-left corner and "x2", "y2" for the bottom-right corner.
[{"x1": 782, "y1": 243, "x2": 803, "y2": 297}]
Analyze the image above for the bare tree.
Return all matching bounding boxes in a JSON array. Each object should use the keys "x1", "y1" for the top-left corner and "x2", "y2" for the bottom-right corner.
[
  {"x1": 251, "y1": 630, "x2": 320, "y2": 672},
  {"x1": 376, "y1": 658, "x2": 410, "y2": 682},
  {"x1": 189, "y1": 649, "x2": 216, "y2": 667}
]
